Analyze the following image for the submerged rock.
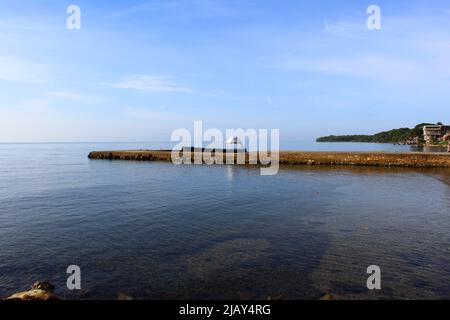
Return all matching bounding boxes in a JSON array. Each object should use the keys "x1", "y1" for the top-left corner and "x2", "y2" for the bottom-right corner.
[
  {"x1": 117, "y1": 293, "x2": 134, "y2": 300},
  {"x1": 184, "y1": 238, "x2": 271, "y2": 281},
  {"x1": 320, "y1": 293, "x2": 334, "y2": 300}
]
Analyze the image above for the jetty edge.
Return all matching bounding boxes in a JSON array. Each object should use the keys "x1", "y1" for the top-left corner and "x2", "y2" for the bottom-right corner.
[{"x1": 88, "y1": 150, "x2": 450, "y2": 168}]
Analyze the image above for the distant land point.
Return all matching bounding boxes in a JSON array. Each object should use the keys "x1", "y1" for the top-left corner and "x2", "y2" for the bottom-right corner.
[{"x1": 317, "y1": 122, "x2": 450, "y2": 147}]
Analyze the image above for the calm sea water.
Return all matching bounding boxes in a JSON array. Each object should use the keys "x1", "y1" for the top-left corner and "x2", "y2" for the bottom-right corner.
[{"x1": 1, "y1": 143, "x2": 450, "y2": 299}]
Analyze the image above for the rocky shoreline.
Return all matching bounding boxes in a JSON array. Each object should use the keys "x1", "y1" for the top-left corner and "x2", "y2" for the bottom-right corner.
[
  {"x1": 3, "y1": 281, "x2": 337, "y2": 300},
  {"x1": 4, "y1": 281, "x2": 59, "y2": 300}
]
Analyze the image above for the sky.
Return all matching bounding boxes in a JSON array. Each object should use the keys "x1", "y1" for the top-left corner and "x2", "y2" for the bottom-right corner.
[{"x1": 0, "y1": 0, "x2": 449, "y2": 142}]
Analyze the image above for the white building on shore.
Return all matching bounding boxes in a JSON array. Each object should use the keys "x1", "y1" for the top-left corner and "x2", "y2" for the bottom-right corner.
[{"x1": 423, "y1": 125, "x2": 450, "y2": 144}]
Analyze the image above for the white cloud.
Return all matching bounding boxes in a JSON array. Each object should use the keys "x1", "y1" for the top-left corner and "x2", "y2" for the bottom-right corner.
[
  {"x1": 280, "y1": 56, "x2": 421, "y2": 84},
  {"x1": 0, "y1": 56, "x2": 51, "y2": 84},
  {"x1": 112, "y1": 74, "x2": 193, "y2": 93}
]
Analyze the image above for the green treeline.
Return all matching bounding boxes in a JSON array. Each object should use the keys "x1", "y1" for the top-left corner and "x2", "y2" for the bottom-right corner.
[{"x1": 317, "y1": 123, "x2": 435, "y2": 143}]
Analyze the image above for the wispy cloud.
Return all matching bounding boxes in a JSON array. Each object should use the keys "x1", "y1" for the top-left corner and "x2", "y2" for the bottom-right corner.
[
  {"x1": 279, "y1": 56, "x2": 420, "y2": 84},
  {"x1": 16, "y1": 98, "x2": 51, "y2": 111},
  {"x1": 112, "y1": 74, "x2": 194, "y2": 93},
  {"x1": 322, "y1": 19, "x2": 368, "y2": 39},
  {"x1": 0, "y1": 56, "x2": 51, "y2": 84},
  {"x1": 46, "y1": 91, "x2": 90, "y2": 102},
  {"x1": 11, "y1": 91, "x2": 98, "y2": 112},
  {"x1": 121, "y1": 106, "x2": 191, "y2": 122},
  {"x1": 0, "y1": 18, "x2": 49, "y2": 31},
  {"x1": 105, "y1": 0, "x2": 235, "y2": 19},
  {"x1": 278, "y1": 14, "x2": 450, "y2": 87}
]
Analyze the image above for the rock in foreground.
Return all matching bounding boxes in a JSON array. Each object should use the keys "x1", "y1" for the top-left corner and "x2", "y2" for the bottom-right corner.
[{"x1": 5, "y1": 281, "x2": 60, "y2": 300}]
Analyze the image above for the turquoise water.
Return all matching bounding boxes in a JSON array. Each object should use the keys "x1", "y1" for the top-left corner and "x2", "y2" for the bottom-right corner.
[{"x1": 0, "y1": 143, "x2": 450, "y2": 299}]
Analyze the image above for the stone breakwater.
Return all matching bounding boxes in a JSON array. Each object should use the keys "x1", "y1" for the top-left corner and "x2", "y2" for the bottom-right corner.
[{"x1": 88, "y1": 150, "x2": 450, "y2": 168}]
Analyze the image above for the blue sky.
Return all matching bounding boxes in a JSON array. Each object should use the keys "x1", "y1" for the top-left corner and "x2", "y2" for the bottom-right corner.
[{"x1": 0, "y1": 0, "x2": 449, "y2": 142}]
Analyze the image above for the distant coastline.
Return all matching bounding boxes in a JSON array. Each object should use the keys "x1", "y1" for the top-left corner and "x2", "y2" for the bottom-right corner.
[{"x1": 316, "y1": 123, "x2": 449, "y2": 146}]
